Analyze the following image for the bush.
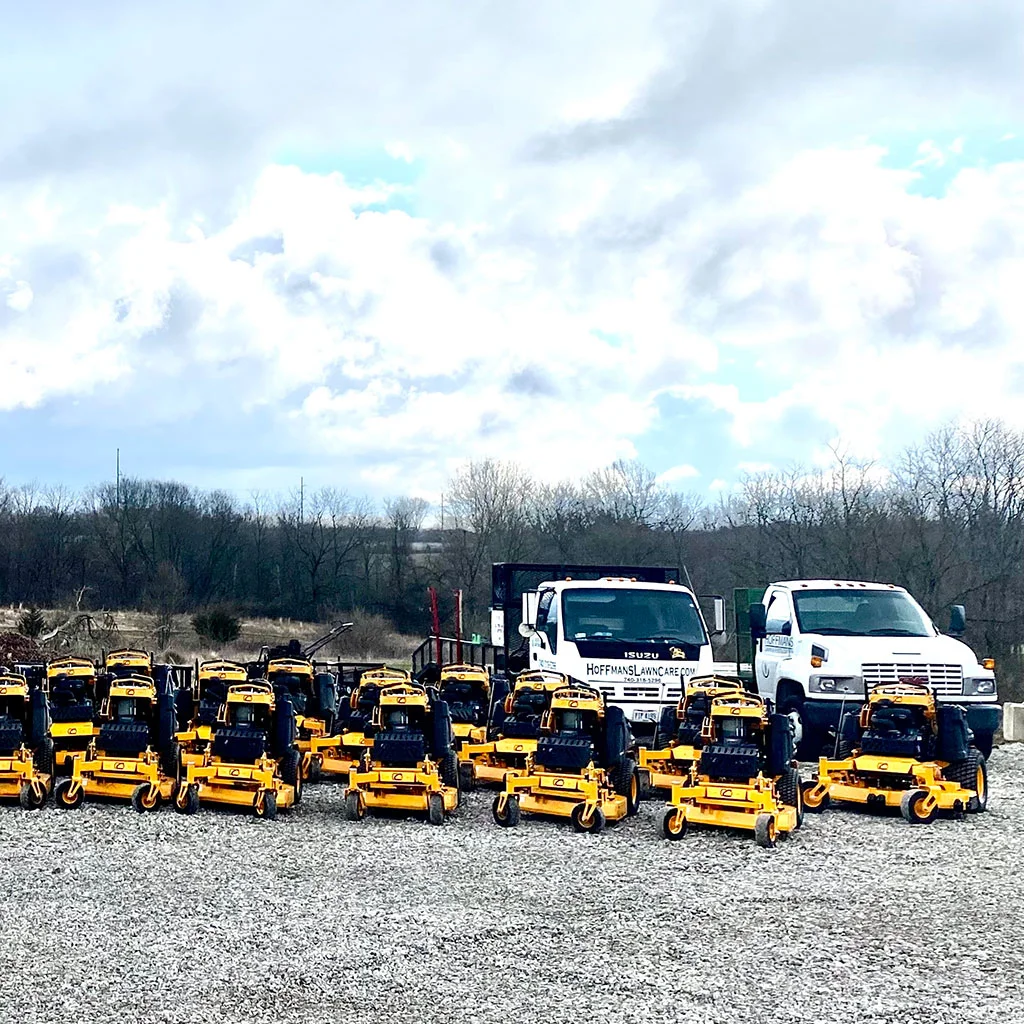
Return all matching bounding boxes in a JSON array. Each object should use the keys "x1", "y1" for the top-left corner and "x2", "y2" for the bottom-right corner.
[
  {"x1": 17, "y1": 607, "x2": 46, "y2": 639},
  {"x1": 192, "y1": 607, "x2": 241, "y2": 644}
]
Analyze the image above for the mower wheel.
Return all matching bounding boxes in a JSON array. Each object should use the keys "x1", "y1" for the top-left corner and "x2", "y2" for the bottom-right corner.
[
  {"x1": 610, "y1": 757, "x2": 641, "y2": 815},
  {"x1": 440, "y1": 751, "x2": 460, "y2": 789},
  {"x1": 19, "y1": 782, "x2": 46, "y2": 811},
  {"x1": 459, "y1": 761, "x2": 477, "y2": 792},
  {"x1": 571, "y1": 803, "x2": 605, "y2": 834},
  {"x1": 255, "y1": 790, "x2": 278, "y2": 820},
  {"x1": 342, "y1": 790, "x2": 364, "y2": 821},
  {"x1": 54, "y1": 778, "x2": 83, "y2": 810},
  {"x1": 900, "y1": 789, "x2": 938, "y2": 825},
  {"x1": 175, "y1": 783, "x2": 200, "y2": 815},
  {"x1": 491, "y1": 794, "x2": 520, "y2": 828},
  {"x1": 754, "y1": 813, "x2": 778, "y2": 849},
  {"x1": 35, "y1": 737, "x2": 55, "y2": 778},
  {"x1": 280, "y1": 749, "x2": 302, "y2": 805},
  {"x1": 428, "y1": 793, "x2": 445, "y2": 826},
  {"x1": 160, "y1": 741, "x2": 181, "y2": 780},
  {"x1": 131, "y1": 783, "x2": 162, "y2": 813},
  {"x1": 305, "y1": 756, "x2": 322, "y2": 784},
  {"x1": 800, "y1": 780, "x2": 830, "y2": 813},
  {"x1": 946, "y1": 751, "x2": 988, "y2": 813},
  {"x1": 660, "y1": 808, "x2": 687, "y2": 841},
  {"x1": 777, "y1": 767, "x2": 803, "y2": 828}
]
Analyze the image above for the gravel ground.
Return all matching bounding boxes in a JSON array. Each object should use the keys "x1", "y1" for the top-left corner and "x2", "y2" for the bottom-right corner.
[{"x1": 2, "y1": 746, "x2": 1022, "y2": 1024}]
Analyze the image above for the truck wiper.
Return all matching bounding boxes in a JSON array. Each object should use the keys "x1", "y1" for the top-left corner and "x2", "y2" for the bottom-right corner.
[
  {"x1": 864, "y1": 628, "x2": 925, "y2": 637},
  {"x1": 634, "y1": 635, "x2": 694, "y2": 644},
  {"x1": 807, "y1": 628, "x2": 857, "y2": 635}
]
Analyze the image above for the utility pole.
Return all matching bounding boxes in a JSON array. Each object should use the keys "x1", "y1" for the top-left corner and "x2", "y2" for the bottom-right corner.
[
  {"x1": 300, "y1": 476, "x2": 304, "y2": 523},
  {"x1": 116, "y1": 448, "x2": 120, "y2": 507},
  {"x1": 440, "y1": 493, "x2": 444, "y2": 531}
]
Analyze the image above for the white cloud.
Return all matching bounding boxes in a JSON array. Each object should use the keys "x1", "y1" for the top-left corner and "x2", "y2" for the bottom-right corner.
[{"x1": 657, "y1": 464, "x2": 700, "y2": 485}]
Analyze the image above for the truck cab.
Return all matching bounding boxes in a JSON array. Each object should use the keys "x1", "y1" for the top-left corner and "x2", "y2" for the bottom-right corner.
[
  {"x1": 750, "y1": 580, "x2": 1000, "y2": 759},
  {"x1": 517, "y1": 576, "x2": 721, "y2": 734}
]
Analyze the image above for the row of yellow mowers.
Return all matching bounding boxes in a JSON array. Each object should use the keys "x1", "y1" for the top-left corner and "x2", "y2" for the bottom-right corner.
[{"x1": 0, "y1": 650, "x2": 990, "y2": 843}]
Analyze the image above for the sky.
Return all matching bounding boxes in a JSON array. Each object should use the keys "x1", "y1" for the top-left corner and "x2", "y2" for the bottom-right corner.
[{"x1": 1, "y1": 0, "x2": 1023, "y2": 504}]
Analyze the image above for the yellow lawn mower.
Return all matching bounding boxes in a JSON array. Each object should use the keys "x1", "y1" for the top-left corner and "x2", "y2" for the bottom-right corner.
[
  {"x1": 174, "y1": 682, "x2": 301, "y2": 819},
  {"x1": 342, "y1": 681, "x2": 460, "y2": 825},
  {"x1": 801, "y1": 680, "x2": 988, "y2": 824},
  {"x1": 265, "y1": 656, "x2": 338, "y2": 781},
  {"x1": 491, "y1": 685, "x2": 639, "y2": 834},
  {"x1": 660, "y1": 691, "x2": 802, "y2": 849},
  {"x1": 460, "y1": 669, "x2": 570, "y2": 789},
  {"x1": 44, "y1": 656, "x2": 99, "y2": 772},
  {"x1": 639, "y1": 676, "x2": 747, "y2": 795},
  {"x1": 0, "y1": 673, "x2": 53, "y2": 810},
  {"x1": 103, "y1": 648, "x2": 154, "y2": 680},
  {"x1": 436, "y1": 663, "x2": 491, "y2": 749},
  {"x1": 54, "y1": 674, "x2": 179, "y2": 813},
  {"x1": 306, "y1": 666, "x2": 409, "y2": 782},
  {"x1": 175, "y1": 660, "x2": 249, "y2": 770}
]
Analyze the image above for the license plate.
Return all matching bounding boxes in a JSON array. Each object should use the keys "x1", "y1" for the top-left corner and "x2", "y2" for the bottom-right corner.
[{"x1": 633, "y1": 710, "x2": 657, "y2": 723}]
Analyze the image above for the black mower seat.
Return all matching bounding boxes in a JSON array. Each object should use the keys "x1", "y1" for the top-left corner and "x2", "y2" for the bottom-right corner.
[
  {"x1": 97, "y1": 721, "x2": 151, "y2": 757},
  {"x1": 861, "y1": 703, "x2": 928, "y2": 757},
  {"x1": 212, "y1": 727, "x2": 268, "y2": 765},
  {"x1": 49, "y1": 702, "x2": 94, "y2": 724},
  {"x1": 536, "y1": 735, "x2": 596, "y2": 772},
  {"x1": 0, "y1": 717, "x2": 24, "y2": 756},
  {"x1": 372, "y1": 729, "x2": 427, "y2": 767}
]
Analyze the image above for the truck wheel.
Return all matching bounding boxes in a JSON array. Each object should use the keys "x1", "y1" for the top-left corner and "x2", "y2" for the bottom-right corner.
[
  {"x1": 779, "y1": 694, "x2": 825, "y2": 760},
  {"x1": 754, "y1": 813, "x2": 777, "y2": 849},
  {"x1": 900, "y1": 789, "x2": 937, "y2": 825},
  {"x1": 946, "y1": 751, "x2": 988, "y2": 813},
  {"x1": 660, "y1": 808, "x2": 687, "y2": 840},
  {"x1": 491, "y1": 794, "x2": 520, "y2": 828},
  {"x1": 776, "y1": 767, "x2": 803, "y2": 828}
]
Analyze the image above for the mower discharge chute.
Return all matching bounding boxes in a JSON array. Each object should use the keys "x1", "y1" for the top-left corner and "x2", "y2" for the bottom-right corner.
[
  {"x1": 54, "y1": 674, "x2": 179, "y2": 813},
  {"x1": 801, "y1": 680, "x2": 988, "y2": 824},
  {"x1": 660, "y1": 691, "x2": 802, "y2": 848},
  {"x1": 174, "y1": 682, "x2": 300, "y2": 819},
  {"x1": 176, "y1": 660, "x2": 249, "y2": 770},
  {"x1": 639, "y1": 676, "x2": 747, "y2": 794},
  {"x1": 342, "y1": 681, "x2": 459, "y2": 825},
  {"x1": 0, "y1": 673, "x2": 53, "y2": 809},
  {"x1": 44, "y1": 656, "x2": 99, "y2": 772},
  {"x1": 491, "y1": 685, "x2": 640, "y2": 834},
  {"x1": 306, "y1": 666, "x2": 408, "y2": 782},
  {"x1": 265, "y1": 657, "x2": 337, "y2": 782},
  {"x1": 460, "y1": 670, "x2": 569, "y2": 788}
]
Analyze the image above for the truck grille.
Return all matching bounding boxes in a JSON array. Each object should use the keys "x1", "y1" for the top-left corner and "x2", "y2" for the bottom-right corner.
[{"x1": 861, "y1": 663, "x2": 964, "y2": 696}]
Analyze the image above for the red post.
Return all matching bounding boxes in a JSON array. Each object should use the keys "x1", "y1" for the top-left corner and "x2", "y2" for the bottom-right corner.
[
  {"x1": 429, "y1": 586, "x2": 441, "y2": 664},
  {"x1": 454, "y1": 589, "x2": 463, "y2": 663}
]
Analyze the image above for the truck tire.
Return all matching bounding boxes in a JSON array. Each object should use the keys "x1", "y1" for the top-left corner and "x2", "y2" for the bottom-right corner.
[
  {"x1": 778, "y1": 692, "x2": 825, "y2": 760},
  {"x1": 946, "y1": 750, "x2": 988, "y2": 813}
]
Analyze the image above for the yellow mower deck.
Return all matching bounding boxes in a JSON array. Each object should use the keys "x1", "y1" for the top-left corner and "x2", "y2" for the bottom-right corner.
[
  {"x1": 57, "y1": 749, "x2": 175, "y2": 809},
  {"x1": 496, "y1": 761, "x2": 629, "y2": 827},
  {"x1": 178, "y1": 754, "x2": 297, "y2": 814},
  {"x1": 345, "y1": 760, "x2": 457, "y2": 821}
]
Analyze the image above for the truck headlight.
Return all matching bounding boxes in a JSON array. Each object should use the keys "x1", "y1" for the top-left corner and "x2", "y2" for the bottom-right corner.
[
  {"x1": 964, "y1": 677, "x2": 997, "y2": 697},
  {"x1": 808, "y1": 675, "x2": 864, "y2": 695}
]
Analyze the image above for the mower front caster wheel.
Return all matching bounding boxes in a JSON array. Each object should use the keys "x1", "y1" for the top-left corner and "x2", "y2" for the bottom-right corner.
[
  {"x1": 427, "y1": 793, "x2": 446, "y2": 826},
  {"x1": 131, "y1": 784, "x2": 162, "y2": 813},
  {"x1": 754, "y1": 813, "x2": 778, "y2": 849},
  {"x1": 174, "y1": 783, "x2": 200, "y2": 815},
  {"x1": 900, "y1": 789, "x2": 938, "y2": 825},
  {"x1": 800, "y1": 781, "x2": 830, "y2": 813},
  {"x1": 571, "y1": 803, "x2": 605, "y2": 834},
  {"x1": 492, "y1": 794, "x2": 520, "y2": 828},
  {"x1": 459, "y1": 762, "x2": 477, "y2": 792},
  {"x1": 660, "y1": 808, "x2": 687, "y2": 841},
  {"x1": 54, "y1": 778, "x2": 83, "y2": 810},
  {"x1": 18, "y1": 783, "x2": 47, "y2": 811},
  {"x1": 255, "y1": 791, "x2": 278, "y2": 820},
  {"x1": 342, "y1": 790, "x2": 365, "y2": 821}
]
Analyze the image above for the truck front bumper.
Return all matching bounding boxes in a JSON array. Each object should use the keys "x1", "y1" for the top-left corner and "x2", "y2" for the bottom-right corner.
[{"x1": 803, "y1": 698, "x2": 1001, "y2": 738}]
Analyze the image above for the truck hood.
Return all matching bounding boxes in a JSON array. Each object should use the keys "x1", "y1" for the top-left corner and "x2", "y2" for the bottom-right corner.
[{"x1": 809, "y1": 633, "x2": 983, "y2": 670}]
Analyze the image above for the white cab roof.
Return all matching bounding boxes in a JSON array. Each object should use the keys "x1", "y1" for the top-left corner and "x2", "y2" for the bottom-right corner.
[
  {"x1": 771, "y1": 579, "x2": 907, "y2": 593},
  {"x1": 542, "y1": 577, "x2": 691, "y2": 594}
]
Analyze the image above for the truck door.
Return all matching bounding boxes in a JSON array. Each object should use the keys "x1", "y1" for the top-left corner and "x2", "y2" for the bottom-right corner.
[
  {"x1": 530, "y1": 590, "x2": 559, "y2": 671},
  {"x1": 757, "y1": 589, "x2": 795, "y2": 702}
]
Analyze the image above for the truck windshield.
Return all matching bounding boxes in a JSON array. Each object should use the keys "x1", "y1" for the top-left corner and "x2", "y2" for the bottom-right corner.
[
  {"x1": 792, "y1": 590, "x2": 933, "y2": 637},
  {"x1": 562, "y1": 588, "x2": 707, "y2": 645}
]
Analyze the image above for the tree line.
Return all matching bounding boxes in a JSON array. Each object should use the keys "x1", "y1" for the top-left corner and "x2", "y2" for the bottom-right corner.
[{"x1": 2, "y1": 419, "x2": 1023, "y2": 693}]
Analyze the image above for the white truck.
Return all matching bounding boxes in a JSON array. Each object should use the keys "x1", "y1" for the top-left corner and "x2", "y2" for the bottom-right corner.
[
  {"x1": 748, "y1": 579, "x2": 1001, "y2": 758},
  {"x1": 494, "y1": 564, "x2": 725, "y2": 733}
]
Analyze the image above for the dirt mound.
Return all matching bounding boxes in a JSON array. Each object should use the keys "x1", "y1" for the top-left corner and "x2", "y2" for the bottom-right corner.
[{"x1": 0, "y1": 632, "x2": 43, "y2": 665}]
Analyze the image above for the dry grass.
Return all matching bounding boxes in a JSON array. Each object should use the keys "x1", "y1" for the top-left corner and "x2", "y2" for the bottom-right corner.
[{"x1": 0, "y1": 606, "x2": 420, "y2": 668}]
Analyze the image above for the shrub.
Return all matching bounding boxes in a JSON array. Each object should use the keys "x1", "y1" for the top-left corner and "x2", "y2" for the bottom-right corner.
[
  {"x1": 192, "y1": 607, "x2": 241, "y2": 644},
  {"x1": 17, "y1": 607, "x2": 46, "y2": 639}
]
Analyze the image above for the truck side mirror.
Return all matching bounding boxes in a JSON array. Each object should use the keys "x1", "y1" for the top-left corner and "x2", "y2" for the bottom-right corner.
[
  {"x1": 517, "y1": 621, "x2": 536, "y2": 639},
  {"x1": 749, "y1": 604, "x2": 767, "y2": 641},
  {"x1": 949, "y1": 604, "x2": 966, "y2": 636}
]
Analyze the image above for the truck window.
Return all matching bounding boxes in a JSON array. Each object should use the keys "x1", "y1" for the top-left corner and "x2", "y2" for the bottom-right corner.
[
  {"x1": 561, "y1": 588, "x2": 706, "y2": 645},
  {"x1": 765, "y1": 591, "x2": 792, "y2": 634},
  {"x1": 792, "y1": 590, "x2": 933, "y2": 637},
  {"x1": 536, "y1": 591, "x2": 558, "y2": 653}
]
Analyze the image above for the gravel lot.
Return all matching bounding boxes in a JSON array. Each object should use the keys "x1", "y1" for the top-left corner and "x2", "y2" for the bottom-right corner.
[{"x1": 3, "y1": 745, "x2": 1022, "y2": 1024}]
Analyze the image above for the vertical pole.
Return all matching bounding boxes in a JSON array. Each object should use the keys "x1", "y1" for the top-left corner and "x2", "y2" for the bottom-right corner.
[
  {"x1": 116, "y1": 448, "x2": 120, "y2": 506},
  {"x1": 300, "y1": 477, "x2": 304, "y2": 523},
  {"x1": 454, "y1": 588, "x2": 463, "y2": 662},
  {"x1": 429, "y1": 586, "x2": 441, "y2": 664}
]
